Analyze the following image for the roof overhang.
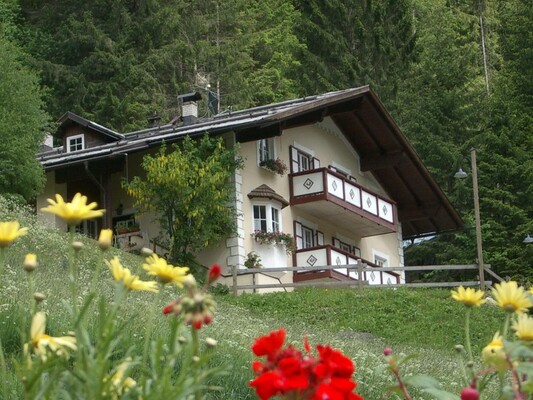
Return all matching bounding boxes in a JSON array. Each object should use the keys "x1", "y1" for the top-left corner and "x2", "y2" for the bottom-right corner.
[{"x1": 39, "y1": 87, "x2": 462, "y2": 238}]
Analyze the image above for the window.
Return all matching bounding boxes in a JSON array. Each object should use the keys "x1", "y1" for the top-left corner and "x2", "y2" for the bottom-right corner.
[
  {"x1": 333, "y1": 236, "x2": 361, "y2": 256},
  {"x1": 271, "y1": 207, "x2": 280, "y2": 232},
  {"x1": 290, "y1": 145, "x2": 320, "y2": 173},
  {"x1": 258, "y1": 138, "x2": 275, "y2": 163},
  {"x1": 294, "y1": 221, "x2": 322, "y2": 249},
  {"x1": 67, "y1": 134, "x2": 84, "y2": 152},
  {"x1": 374, "y1": 256, "x2": 388, "y2": 268},
  {"x1": 253, "y1": 203, "x2": 282, "y2": 232},
  {"x1": 302, "y1": 226, "x2": 314, "y2": 248}
]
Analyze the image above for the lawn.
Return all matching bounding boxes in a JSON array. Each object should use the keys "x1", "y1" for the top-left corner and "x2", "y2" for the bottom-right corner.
[{"x1": 0, "y1": 196, "x2": 508, "y2": 399}]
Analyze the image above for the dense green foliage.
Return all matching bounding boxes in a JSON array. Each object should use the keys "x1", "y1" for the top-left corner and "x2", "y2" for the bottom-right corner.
[
  {"x1": 0, "y1": 0, "x2": 49, "y2": 201},
  {"x1": 124, "y1": 135, "x2": 243, "y2": 263},
  {"x1": 0, "y1": 0, "x2": 530, "y2": 278}
]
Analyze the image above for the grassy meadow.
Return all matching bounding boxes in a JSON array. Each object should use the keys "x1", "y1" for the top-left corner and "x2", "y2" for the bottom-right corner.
[{"x1": 0, "y1": 196, "x2": 507, "y2": 399}]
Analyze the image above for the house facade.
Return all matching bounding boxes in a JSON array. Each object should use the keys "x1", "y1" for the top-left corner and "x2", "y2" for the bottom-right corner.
[{"x1": 36, "y1": 87, "x2": 463, "y2": 290}]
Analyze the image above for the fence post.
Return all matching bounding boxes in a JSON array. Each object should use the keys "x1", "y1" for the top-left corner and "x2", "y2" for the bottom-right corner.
[
  {"x1": 232, "y1": 265, "x2": 238, "y2": 296},
  {"x1": 357, "y1": 261, "x2": 363, "y2": 289}
]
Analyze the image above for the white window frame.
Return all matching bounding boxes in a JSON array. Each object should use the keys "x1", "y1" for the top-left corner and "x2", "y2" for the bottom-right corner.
[
  {"x1": 252, "y1": 201, "x2": 282, "y2": 233},
  {"x1": 372, "y1": 249, "x2": 390, "y2": 268},
  {"x1": 257, "y1": 137, "x2": 276, "y2": 164},
  {"x1": 67, "y1": 134, "x2": 85, "y2": 152}
]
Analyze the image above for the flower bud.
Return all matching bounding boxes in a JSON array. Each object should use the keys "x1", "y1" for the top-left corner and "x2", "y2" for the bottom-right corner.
[
  {"x1": 460, "y1": 387, "x2": 479, "y2": 400},
  {"x1": 72, "y1": 241, "x2": 84, "y2": 251},
  {"x1": 454, "y1": 344, "x2": 464, "y2": 353},
  {"x1": 208, "y1": 264, "x2": 222, "y2": 284},
  {"x1": 34, "y1": 292, "x2": 46, "y2": 303},
  {"x1": 205, "y1": 337, "x2": 217, "y2": 348},
  {"x1": 383, "y1": 347, "x2": 393, "y2": 356},
  {"x1": 23, "y1": 253, "x2": 38, "y2": 272},
  {"x1": 141, "y1": 247, "x2": 153, "y2": 257},
  {"x1": 178, "y1": 336, "x2": 187, "y2": 344},
  {"x1": 183, "y1": 274, "x2": 196, "y2": 289},
  {"x1": 98, "y1": 229, "x2": 113, "y2": 251}
]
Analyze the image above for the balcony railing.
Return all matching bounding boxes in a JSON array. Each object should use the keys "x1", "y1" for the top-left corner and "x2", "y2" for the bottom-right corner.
[
  {"x1": 290, "y1": 168, "x2": 396, "y2": 234},
  {"x1": 293, "y1": 245, "x2": 400, "y2": 285}
]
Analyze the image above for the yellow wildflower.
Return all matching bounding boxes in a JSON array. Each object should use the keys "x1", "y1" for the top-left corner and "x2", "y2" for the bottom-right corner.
[
  {"x1": 451, "y1": 286, "x2": 486, "y2": 307},
  {"x1": 27, "y1": 312, "x2": 77, "y2": 361},
  {"x1": 481, "y1": 332, "x2": 506, "y2": 369},
  {"x1": 491, "y1": 281, "x2": 532, "y2": 314},
  {"x1": 513, "y1": 313, "x2": 533, "y2": 341},
  {"x1": 106, "y1": 257, "x2": 158, "y2": 292},
  {"x1": 41, "y1": 193, "x2": 105, "y2": 226},
  {"x1": 23, "y1": 253, "x2": 38, "y2": 272},
  {"x1": 0, "y1": 221, "x2": 28, "y2": 248},
  {"x1": 107, "y1": 358, "x2": 136, "y2": 399},
  {"x1": 98, "y1": 229, "x2": 113, "y2": 250},
  {"x1": 143, "y1": 254, "x2": 190, "y2": 286}
]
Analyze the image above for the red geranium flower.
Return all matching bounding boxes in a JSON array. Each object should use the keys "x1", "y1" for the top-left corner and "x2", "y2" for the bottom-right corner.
[
  {"x1": 208, "y1": 264, "x2": 221, "y2": 283},
  {"x1": 252, "y1": 328, "x2": 286, "y2": 360},
  {"x1": 249, "y1": 329, "x2": 364, "y2": 400}
]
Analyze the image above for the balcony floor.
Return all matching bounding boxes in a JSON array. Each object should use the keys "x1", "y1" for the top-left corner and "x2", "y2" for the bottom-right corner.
[{"x1": 294, "y1": 199, "x2": 394, "y2": 237}]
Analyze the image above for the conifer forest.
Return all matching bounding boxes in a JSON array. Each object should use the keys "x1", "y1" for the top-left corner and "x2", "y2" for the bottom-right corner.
[{"x1": 0, "y1": 0, "x2": 531, "y2": 279}]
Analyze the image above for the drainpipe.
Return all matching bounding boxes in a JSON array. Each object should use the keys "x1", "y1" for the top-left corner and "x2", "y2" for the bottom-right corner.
[{"x1": 84, "y1": 161, "x2": 108, "y2": 228}]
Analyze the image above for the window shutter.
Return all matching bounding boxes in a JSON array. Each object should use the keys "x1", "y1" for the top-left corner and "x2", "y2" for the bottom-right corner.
[
  {"x1": 313, "y1": 157, "x2": 320, "y2": 169},
  {"x1": 290, "y1": 146, "x2": 299, "y2": 173},
  {"x1": 294, "y1": 221, "x2": 303, "y2": 250}
]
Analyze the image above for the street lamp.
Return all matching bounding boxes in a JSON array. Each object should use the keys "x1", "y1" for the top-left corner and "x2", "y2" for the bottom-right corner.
[
  {"x1": 455, "y1": 148, "x2": 485, "y2": 290},
  {"x1": 524, "y1": 234, "x2": 533, "y2": 244}
]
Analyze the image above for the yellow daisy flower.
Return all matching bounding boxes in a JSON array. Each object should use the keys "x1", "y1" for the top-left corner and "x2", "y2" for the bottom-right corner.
[
  {"x1": 481, "y1": 332, "x2": 506, "y2": 369},
  {"x1": 143, "y1": 254, "x2": 190, "y2": 286},
  {"x1": 106, "y1": 358, "x2": 137, "y2": 399},
  {"x1": 107, "y1": 257, "x2": 158, "y2": 292},
  {"x1": 451, "y1": 286, "x2": 486, "y2": 307},
  {"x1": 513, "y1": 313, "x2": 533, "y2": 341},
  {"x1": 491, "y1": 281, "x2": 532, "y2": 313},
  {"x1": 98, "y1": 229, "x2": 113, "y2": 250},
  {"x1": 27, "y1": 312, "x2": 77, "y2": 361},
  {"x1": 0, "y1": 221, "x2": 28, "y2": 248},
  {"x1": 41, "y1": 193, "x2": 105, "y2": 226}
]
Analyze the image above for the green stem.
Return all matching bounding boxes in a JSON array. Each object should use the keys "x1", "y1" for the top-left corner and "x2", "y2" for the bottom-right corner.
[
  {"x1": 191, "y1": 327, "x2": 201, "y2": 400},
  {"x1": 465, "y1": 308, "x2": 473, "y2": 363},
  {"x1": 0, "y1": 339, "x2": 8, "y2": 400},
  {"x1": 0, "y1": 248, "x2": 5, "y2": 277},
  {"x1": 143, "y1": 286, "x2": 165, "y2": 361},
  {"x1": 68, "y1": 226, "x2": 78, "y2": 321},
  {"x1": 503, "y1": 313, "x2": 511, "y2": 339}
]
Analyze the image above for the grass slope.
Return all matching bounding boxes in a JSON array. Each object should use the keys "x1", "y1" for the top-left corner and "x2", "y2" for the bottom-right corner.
[{"x1": 0, "y1": 197, "x2": 506, "y2": 399}]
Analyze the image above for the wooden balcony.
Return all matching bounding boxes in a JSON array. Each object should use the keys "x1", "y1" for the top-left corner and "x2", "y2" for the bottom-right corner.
[
  {"x1": 293, "y1": 245, "x2": 400, "y2": 285},
  {"x1": 290, "y1": 168, "x2": 396, "y2": 236}
]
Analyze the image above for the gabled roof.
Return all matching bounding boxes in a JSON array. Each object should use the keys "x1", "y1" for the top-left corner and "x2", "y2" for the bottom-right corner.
[
  {"x1": 56, "y1": 111, "x2": 125, "y2": 141},
  {"x1": 38, "y1": 86, "x2": 463, "y2": 238}
]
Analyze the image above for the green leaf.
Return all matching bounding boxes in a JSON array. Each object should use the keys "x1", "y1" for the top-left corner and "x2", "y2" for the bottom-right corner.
[{"x1": 403, "y1": 374, "x2": 442, "y2": 389}]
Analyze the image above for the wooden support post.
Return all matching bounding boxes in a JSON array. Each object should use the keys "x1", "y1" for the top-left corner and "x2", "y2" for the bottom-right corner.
[{"x1": 357, "y1": 261, "x2": 363, "y2": 289}]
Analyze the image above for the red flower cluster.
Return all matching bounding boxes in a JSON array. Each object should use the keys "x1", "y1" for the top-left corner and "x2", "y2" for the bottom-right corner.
[
  {"x1": 162, "y1": 264, "x2": 219, "y2": 330},
  {"x1": 249, "y1": 329, "x2": 364, "y2": 400}
]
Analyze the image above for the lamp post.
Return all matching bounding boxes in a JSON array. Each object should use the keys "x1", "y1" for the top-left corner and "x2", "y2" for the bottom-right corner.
[
  {"x1": 524, "y1": 234, "x2": 533, "y2": 244},
  {"x1": 455, "y1": 148, "x2": 485, "y2": 290}
]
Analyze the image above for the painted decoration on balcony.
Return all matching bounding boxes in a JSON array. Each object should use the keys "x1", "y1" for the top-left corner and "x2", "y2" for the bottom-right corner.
[
  {"x1": 361, "y1": 190, "x2": 378, "y2": 215},
  {"x1": 293, "y1": 172, "x2": 323, "y2": 196},
  {"x1": 378, "y1": 198, "x2": 394, "y2": 223},
  {"x1": 327, "y1": 174, "x2": 343, "y2": 199},
  {"x1": 344, "y1": 182, "x2": 361, "y2": 208}
]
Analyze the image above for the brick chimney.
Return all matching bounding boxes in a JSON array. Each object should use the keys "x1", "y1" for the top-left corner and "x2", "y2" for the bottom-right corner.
[{"x1": 177, "y1": 92, "x2": 202, "y2": 125}]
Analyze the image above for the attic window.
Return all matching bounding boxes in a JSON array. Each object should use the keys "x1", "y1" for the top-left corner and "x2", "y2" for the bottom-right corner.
[{"x1": 67, "y1": 134, "x2": 84, "y2": 152}]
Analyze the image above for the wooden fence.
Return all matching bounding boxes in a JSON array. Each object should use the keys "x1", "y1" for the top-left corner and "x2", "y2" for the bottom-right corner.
[{"x1": 230, "y1": 263, "x2": 503, "y2": 295}]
